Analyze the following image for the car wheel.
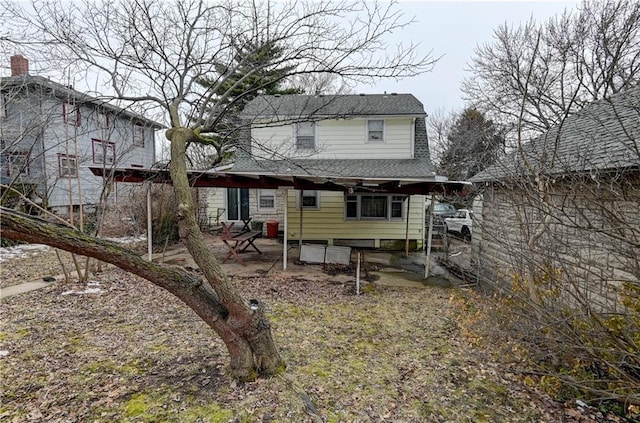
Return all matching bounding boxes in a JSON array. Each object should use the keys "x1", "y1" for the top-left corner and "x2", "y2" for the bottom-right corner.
[{"x1": 461, "y1": 226, "x2": 471, "y2": 242}]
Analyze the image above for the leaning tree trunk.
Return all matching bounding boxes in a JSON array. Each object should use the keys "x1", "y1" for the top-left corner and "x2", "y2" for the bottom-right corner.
[
  {"x1": 0, "y1": 157, "x2": 285, "y2": 380},
  {"x1": 166, "y1": 127, "x2": 284, "y2": 380}
]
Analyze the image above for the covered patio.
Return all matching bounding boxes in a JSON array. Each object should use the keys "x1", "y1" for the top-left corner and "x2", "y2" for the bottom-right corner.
[{"x1": 90, "y1": 166, "x2": 470, "y2": 277}]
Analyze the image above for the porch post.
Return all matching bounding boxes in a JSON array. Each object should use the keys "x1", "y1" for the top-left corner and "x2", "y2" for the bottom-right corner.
[
  {"x1": 425, "y1": 194, "x2": 435, "y2": 279},
  {"x1": 147, "y1": 183, "x2": 153, "y2": 261},
  {"x1": 405, "y1": 195, "x2": 411, "y2": 256},
  {"x1": 283, "y1": 188, "x2": 288, "y2": 270}
]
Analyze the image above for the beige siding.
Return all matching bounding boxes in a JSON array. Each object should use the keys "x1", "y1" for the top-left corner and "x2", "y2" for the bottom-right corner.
[
  {"x1": 475, "y1": 178, "x2": 640, "y2": 312},
  {"x1": 285, "y1": 190, "x2": 425, "y2": 248},
  {"x1": 251, "y1": 117, "x2": 414, "y2": 160},
  {"x1": 206, "y1": 187, "x2": 226, "y2": 225}
]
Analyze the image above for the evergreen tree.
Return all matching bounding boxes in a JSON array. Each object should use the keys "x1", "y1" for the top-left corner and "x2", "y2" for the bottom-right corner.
[
  {"x1": 195, "y1": 40, "x2": 302, "y2": 167},
  {"x1": 438, "y1": 108, "x2": 505, "y2": 180}
]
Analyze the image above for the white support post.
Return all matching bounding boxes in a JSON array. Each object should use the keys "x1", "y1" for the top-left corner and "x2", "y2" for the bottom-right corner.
[
  {"x1": 283, "y1": 188, "x2": 288, "y2": 270},
  {"x1": 356, "y1": 252, "x2": 361, "y2": 295},
  {"x1": 425, "y1": 194, "x2": 435, "y2": 279},
  {"x1": 147, "y1": 184, "x2": 153, "y2": 261}
]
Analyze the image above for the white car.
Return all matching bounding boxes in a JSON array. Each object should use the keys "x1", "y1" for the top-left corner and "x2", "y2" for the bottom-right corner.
[{"x1": 444, "y1": 209, "x2": 473, "y2": 241}]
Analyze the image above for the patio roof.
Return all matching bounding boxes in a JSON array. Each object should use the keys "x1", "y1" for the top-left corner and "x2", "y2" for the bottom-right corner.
[{"x1": 89, "y1": 166, "x2": 471, "y2": 196}]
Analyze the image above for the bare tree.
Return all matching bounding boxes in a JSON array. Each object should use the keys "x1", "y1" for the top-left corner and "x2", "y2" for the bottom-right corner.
[
  {"x1": 463, "y1": 0, "x2": 640, "y2": 140},
  {"x1": 1, "y1": 0, "x2": 437, "y2": 380},
  {"x1": 470, "y1": 77, "x2": 640, "y2": 407}
]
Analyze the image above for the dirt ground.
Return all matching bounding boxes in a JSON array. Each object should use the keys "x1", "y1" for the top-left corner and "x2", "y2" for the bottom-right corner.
[{"x1": 0, "y1": 236, "x2": 622, "y2": 422}]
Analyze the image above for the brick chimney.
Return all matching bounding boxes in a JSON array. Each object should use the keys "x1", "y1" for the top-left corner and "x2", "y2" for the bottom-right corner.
[{"x1": 10, "y1": 54, "x2": 29, "y2": 76}]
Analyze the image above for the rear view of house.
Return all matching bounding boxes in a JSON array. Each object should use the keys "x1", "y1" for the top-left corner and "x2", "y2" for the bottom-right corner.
[
  {"x1": 208, "y1": 93, "x2": 455, "y2": 249},
  {"x1": 1, "y1": 55, "x2": 163, "y2": 216}
]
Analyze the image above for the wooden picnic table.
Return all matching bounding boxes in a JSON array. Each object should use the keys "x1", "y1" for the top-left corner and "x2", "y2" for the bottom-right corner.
[{"x1": 220, "y1": 221, "x2": 262, "y2": 265}]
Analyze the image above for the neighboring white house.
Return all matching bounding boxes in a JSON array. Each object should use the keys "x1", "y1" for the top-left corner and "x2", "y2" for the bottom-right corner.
[
  {"x1": 1, "y1": 55, "x2": 163, "y2": 215},
  {"x1": 207, "y1": 93, "x2": 450, "y2": 249}
]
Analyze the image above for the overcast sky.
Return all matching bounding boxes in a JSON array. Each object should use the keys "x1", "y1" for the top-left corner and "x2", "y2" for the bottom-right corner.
[{"x1": 356, "y1": 0, "x2": 579, "y2": 115}]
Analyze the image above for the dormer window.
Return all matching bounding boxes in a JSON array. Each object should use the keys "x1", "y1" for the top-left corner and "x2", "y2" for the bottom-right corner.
[
  {"x1": 296, "y1": 121, "x2": 315, "y2": 149},
  {"x1": 367, "y1": 119, "x2": 385, "y2": 142}
]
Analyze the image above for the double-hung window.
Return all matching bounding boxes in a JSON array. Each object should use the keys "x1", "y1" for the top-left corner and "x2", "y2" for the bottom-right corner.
[
  {"x1": 345, "y1": 194, "x2": 405, "y2": 220},
  {"x1": 367, "y1": 119, "x2": 385, "y2": 142},
  {"x1": 297, "y1": 190, "x2": 320, "y2": 209},
  {"x1": 97, "y1": 112, "x2": 110, "y2": 129},
  {"x1": 63, "y1": 102, "x2": 81, "y2": 126},
  {"x1": 58, "y1": 154, "x2": 78, "y2": 177},
  {"x1": 6, "y1": 152, "x2": 29, "y2": 177},
  {"x1": 258, "y1": 189, "x2": 276, "y2": 210},
  {"x1": 92, "y1": 139, "x2": 116, "y2": 165},
  {"x1": 133, "y1": 124, "x2": 145, "y2": 147},
  {"x1": 296, "y1": 121, "x2": 316, "y2": 149}
]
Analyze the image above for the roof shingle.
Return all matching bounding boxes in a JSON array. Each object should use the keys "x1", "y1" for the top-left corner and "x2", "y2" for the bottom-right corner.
[{"x1": 471, "y1": 86, "x2": 640, "y2": 182}]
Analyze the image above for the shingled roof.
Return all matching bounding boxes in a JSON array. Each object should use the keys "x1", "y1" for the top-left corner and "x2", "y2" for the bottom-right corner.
[
  {"x1": 1, "y1": 74, "x2": 164, "y2": 128},
  {"x1": 231, "y1": 157, "x2": 437, "y2": 179},
  {"x1": 471, "y1": 86, "x2": 640, "y2": 182},
  {"x1": 240, "y1": 93, "x2": 426, "y2": 118}
]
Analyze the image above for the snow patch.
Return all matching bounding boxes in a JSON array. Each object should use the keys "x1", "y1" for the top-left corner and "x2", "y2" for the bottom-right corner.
[
  {"x1": 0, "y1": 236, "x2": 147, "y2": 263},
  {"x1": 0, "y1": 244, "x2": 50, "y2": 263},
  {"x1": 61, "y1": 281, "x2": 103, "y2": 296}
]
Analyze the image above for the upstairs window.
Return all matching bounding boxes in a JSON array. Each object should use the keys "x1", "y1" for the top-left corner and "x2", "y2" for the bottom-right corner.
[
  {"x1": 258, "y1": 189, "x2": 276, "y2": 209},
  {"x1": 97, "y1": 112, "x2": 110, "y2": 129},
  {"x1": 6, "y1": 152, "x2": 30, "y2": 177},
  {"x1": 367, "y1": 119, "x2": 385, "y2": 142},
  {"x1": 92, "y1": 139, "x2": 115, "y2": 165},
  {"x1": 345, "y1": 194, "x2": 406, "y2": 220},
  {"x1": 296, "y1": 121, "x2": 315, "y2": 149},
  {"x1": 133, "y1": 124, "x2": 145, "y2": 147},
  {"x1": 63, "y1": 102, "x2": 81, "y2": 126},
  {"x1": 58, "y1": 154, "x2": 78, "y2": 178}
]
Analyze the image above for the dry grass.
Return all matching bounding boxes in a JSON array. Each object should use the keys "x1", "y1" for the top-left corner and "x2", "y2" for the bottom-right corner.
[{"x1": 0, "y1": 258, "x2": 568, "y2": 423}]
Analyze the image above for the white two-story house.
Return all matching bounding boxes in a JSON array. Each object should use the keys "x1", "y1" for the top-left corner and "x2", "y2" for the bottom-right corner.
[
  {"x1": 1, "y1": 55, "x2": 163, "y2": 216},
  {"x1": 208, "y1": 93, "x2": 451, "y2": 249}
]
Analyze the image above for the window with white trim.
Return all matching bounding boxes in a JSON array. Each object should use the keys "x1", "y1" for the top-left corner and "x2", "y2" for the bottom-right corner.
[
  {"x1": 296, "y1": 121, "x2": 315, "y2": 149},
  {"x1": 258, "y1": 189, "x2": 276, "y2": 209},
  {"x1": 6, "y1": 152, "x2": 30, "y2": 177},
  {"x1": 58, "y1": 154, "x2": 78, "y2": 177},
  {"x1": 133, "y1": 124, "x2": 145, "y2": 147},
  {"x1": 296, "y1": 190, "x2": 320, "y2": 209},
  {"x1": 92, "y1": 139, "x2": 116, "y2": 164},
  {"x1": 345, "y1": 194, "x2": 406, "y2": 220},
  {"x1": 63, "y1": 102, "x2": 80, "y2": 126},
  {"x1": 367, "y1": 119, "x2": 384, "y2": 142}
]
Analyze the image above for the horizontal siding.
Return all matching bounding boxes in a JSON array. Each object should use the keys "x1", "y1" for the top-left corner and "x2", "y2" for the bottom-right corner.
[
  {"x1": 285, "y1": 191, "x2": 424, "y2": 244},
  {"x1": 206, "y1": 188, "x2": 226, "y2": 222},
  {"x1": 251, "y1": 117, "x2": 414, "y2": 160}
]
